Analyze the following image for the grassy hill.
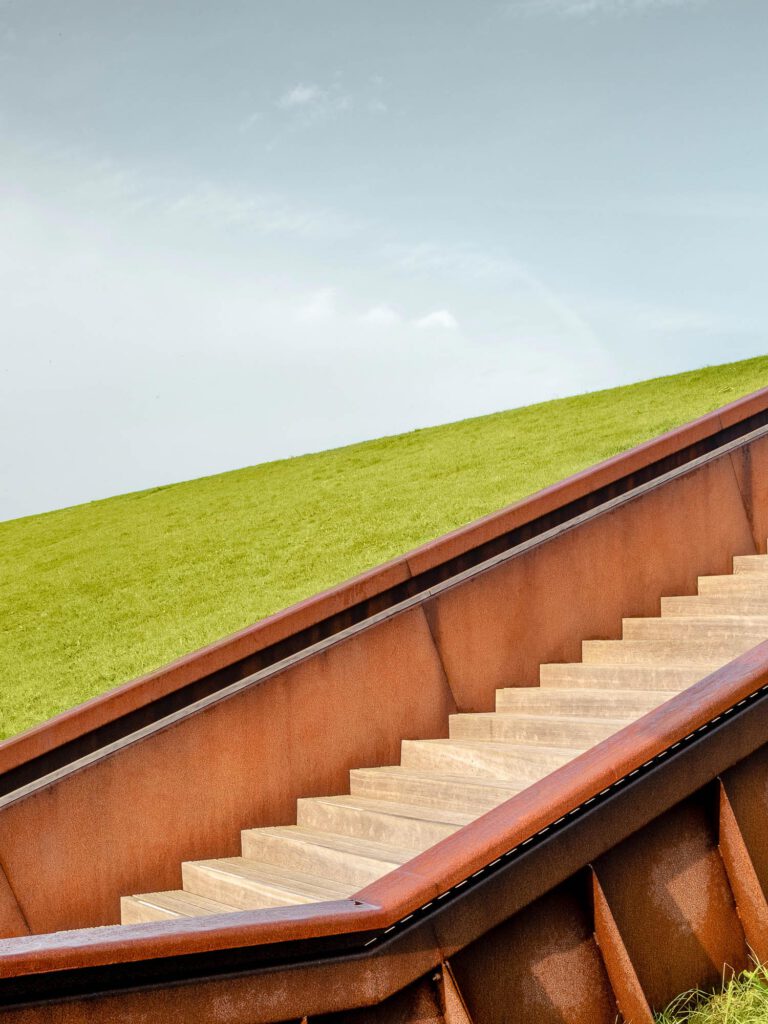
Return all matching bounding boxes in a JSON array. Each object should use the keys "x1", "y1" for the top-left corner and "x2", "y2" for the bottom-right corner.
[{"x1": 2, "y1": 354, "x2": 767, "y2": 741}]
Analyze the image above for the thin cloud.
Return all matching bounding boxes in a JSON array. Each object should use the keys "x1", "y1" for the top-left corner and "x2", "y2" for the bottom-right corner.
[
  {"x1": 275, "y1": 82, "x2": 352, "y2": 123},
  {"x1": 296, "y1": 287, "x2": 338, "y2": 322},
  {"x1": 506, "y1": 0, "x2": 707, "y2": 16},
  {"x1": 413, "y1": 310, "x2": 459, "y2": 331},
  {"x1": 278, "y1": 83, "x2": 323, "y2": 109},
  {"x1": 360, "y1": 305, "x2": 401, "y2": 326}
]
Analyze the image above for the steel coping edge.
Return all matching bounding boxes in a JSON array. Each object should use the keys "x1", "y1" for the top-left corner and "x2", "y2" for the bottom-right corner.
[
  {"x1": 2, "y1": 385, "x2": 768, "y2": 784},
  {"x1": 1, "y1": 640, "x2": 767, "y2": 982}
]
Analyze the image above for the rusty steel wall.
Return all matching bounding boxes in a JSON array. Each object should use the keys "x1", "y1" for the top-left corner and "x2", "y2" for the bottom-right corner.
[
  {"x1": 0, "y1": 430, "x2": 766, "y2": 938},
  {"x1": 1, "y1": 736, "x2": 767, "y2": 1023}
]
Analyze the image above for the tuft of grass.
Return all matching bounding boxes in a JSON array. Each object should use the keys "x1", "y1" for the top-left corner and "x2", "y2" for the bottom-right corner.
[
  {"x1": 656, "y1": 965, "x2": 768, "y2": 1023},
  {"x1": 1, "y1": 354, "x2": 768, "y2": 740}
]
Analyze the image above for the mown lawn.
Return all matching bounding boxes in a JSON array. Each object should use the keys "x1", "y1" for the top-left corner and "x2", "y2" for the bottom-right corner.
[
  {"x1": 657, "y1": 965, "x2": 768, "y2": 1023},
  {"x1": 2, "y1": 354, "x2": 767, "y2": 740}
]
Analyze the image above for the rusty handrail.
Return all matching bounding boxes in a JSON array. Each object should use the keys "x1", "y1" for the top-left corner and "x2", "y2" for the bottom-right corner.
[{"x1": 1, "y1": 640, "x2": 767, "y2": 982}]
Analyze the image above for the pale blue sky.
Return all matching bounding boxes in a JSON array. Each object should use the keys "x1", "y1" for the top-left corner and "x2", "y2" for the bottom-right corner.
[{"x1": 1, "y1": 0, "x2": 766, "y2": 520}]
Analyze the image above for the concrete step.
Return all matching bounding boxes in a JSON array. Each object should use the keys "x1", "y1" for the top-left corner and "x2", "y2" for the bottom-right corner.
[
  {"x1": 698, "y1": 575, "x2": 768, "y2": 595},
  {"x1": 350, "y1": 766, "x2": 522, "y2": 814},
  {"x1": 239, "y1": 826, "x2": 419, "y2": 888},
  {"x1": 733, "y1": 555, "x2": 768, "y2": 574},
  {"x1": 495, "y1": 687, "x2": 678, "y2": 717},
  {"x1": 662, "y1": 595, "x2": 768, "y2": 617},
  {"x1": 120, "y1": 890, "x2": 239, "y2": 924},
  {"x1": 623, "y1": 616, "x2": 768, "y2": 641},
  {"x1": 539, "y1": 663, "x2": 704, "y2": 691},
  {"x1": 449, "y1": 712, "x2": 632, "y2": 746},
  {"x1": 581, "y1": 638, "x2": 750, "y2": 666},
  {"x1": 400, "y1": 738, "x2": 579, "y2": 782},
  {"x1": 296, "y1": 794, "x2": 470, "y2": 848},
  {"x1": 182, "y1": 857, "x2": 353, "y2": 910}
]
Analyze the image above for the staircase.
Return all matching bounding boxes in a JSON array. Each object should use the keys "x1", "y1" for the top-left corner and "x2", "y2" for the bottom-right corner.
[{"x1": 120, "y1": 553, "x2": 768, "y2": 924}]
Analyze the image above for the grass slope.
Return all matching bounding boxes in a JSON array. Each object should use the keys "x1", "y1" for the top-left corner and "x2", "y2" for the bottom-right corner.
[
  {"x1": 657, "y1": 965, "x2": 768, "y2": 1023},
  {"x1": 2, "y1": 355, "x2": 767, "y2": 740}
]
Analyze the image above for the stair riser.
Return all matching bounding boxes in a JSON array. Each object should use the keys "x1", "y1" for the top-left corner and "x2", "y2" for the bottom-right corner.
[
  {"x1": 449, "y1": 715, "x2": 628, "y2": 746},
  {"x1": 296, "y1": 799, "x2": 457, "y2": 848},
  {"x1": 181, "y1": 863, "x2": 307, "y2": 910},
  {"x1": 120, "y1": 898, "x2": 177, "y2": 925},
  {"x1": 240, "y1": 831, "x2": 399, "y2": 888},
  {"x1": 662, "y1": 597, "x2": 768, "y2": 617},
  {"x1": 350, "y1": 772, "x2": 514, "y2": 815},
  {"x1": 733, "y1": 556, "x2": 768, "y2": 574},
  {"x1": 623, "y1": 619, "x2": 768, "y2": 641},
  {"x1": 581, "y1": 639, "x2": 749, "y2": 665},
  {"x1": 698, "y1": 577, "x2": 768, "y2": 595},
  {"x1": 495, "y1": 690, "x2": 674, "y2": 716},
  {"x1": 539, "y1": 664, "x2": 702, "y2": 691},
  {"x1": 400, "y1": 741, "x2": 575, "y2": 781}
]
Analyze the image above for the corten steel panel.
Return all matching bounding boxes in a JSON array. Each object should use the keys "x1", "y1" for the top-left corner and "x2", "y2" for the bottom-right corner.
[
  {"x1": 717, "y1": 782, "x2": 768, "y2": 963},
  {"x1": 721, "y1": 746, "x2": 768, "y2": 900},
  {"x1": 422, "y1": 454, "x2": 756, "y2": 706},
  {"x1": 449, "y1": 875, "x2": 619, "y2": 1024},
  {"x1": 311, "y1": 976, "x2": 448, "y2": 1024},
  {"x1": 0, "y1": 927, "x2": 443, "y2": 1024},
  {"x1": 728, "y1": 432, "x2": 768, "y2": 554},
  {"x1": 592, "y1": 872, "x2": 653, "y2": 1024},
  {"x1": 3, "y1": 388, "x2": 767, "y2": 791},
  {"x1": 0, "y1": 607, "x2": 455, "y2": 934},
  {"x1": 0, "y1": 872, "x2": 27, "y2": 942},
  {"x1": 2, "y1": 694, "x2": 768, "y2": 1022},
  {"x1": 593, "y1": 793, "x2": 748, "y2": 1011},
  {"x1": 2, "y1": 643, "x2": 768, "y2": 988}
]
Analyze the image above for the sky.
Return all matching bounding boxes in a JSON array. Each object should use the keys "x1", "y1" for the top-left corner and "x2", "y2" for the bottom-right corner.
[{"x1": 1, "y1": 0, "x2": 767, "y2": 521}]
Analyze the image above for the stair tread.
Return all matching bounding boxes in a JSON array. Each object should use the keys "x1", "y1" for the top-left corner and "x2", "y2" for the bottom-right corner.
[
  {"x1": 124, "y1": 890, "x2": 240, "y2": 917},
  {"x1": 307, "y1": 794, "x2": 475, "y2": 827},
  {"x1": 496, "y1": 687, "x2": 681, "y2": 697},
  {"x1": 352, "y1": 765, "x2": 524, "y2": 787},
  {"x1": 243, "y1": 825, "x2": 421, "y2": 864},
  {"x1": 123, "y1": 553, "x2": 767, "y2": 924},
  {"x1": 406, "y1": 738, "x2": 585, "y2": 754},
  {"x1": 185, "y1": 857, "x2": 353, "y2": 899},
  {"x1": 455, "y1": 712, "x2": 635, "y2": 726}
]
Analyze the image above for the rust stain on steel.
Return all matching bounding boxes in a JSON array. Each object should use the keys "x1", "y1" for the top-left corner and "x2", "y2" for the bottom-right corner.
[{"x1": 593, "y1": 794, "x2": 747, "y2": 1010}]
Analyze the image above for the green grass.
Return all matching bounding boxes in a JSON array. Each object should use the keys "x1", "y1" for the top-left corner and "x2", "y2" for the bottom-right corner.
[
  {"x1": 1, "y1": 354, "x2": 767, "y2": 741},
  {"x1": 656, "y1": 965, "x2": 768, "y2": 1023}
]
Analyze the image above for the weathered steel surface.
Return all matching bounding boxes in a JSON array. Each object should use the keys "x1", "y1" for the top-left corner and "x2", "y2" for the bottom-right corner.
[
  {"x1": 449, "y1": 875, "x2": 619, "y2": 1024},
  {"x1": 1, "y1": 424, "x2": 766, "y2": 941}
]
